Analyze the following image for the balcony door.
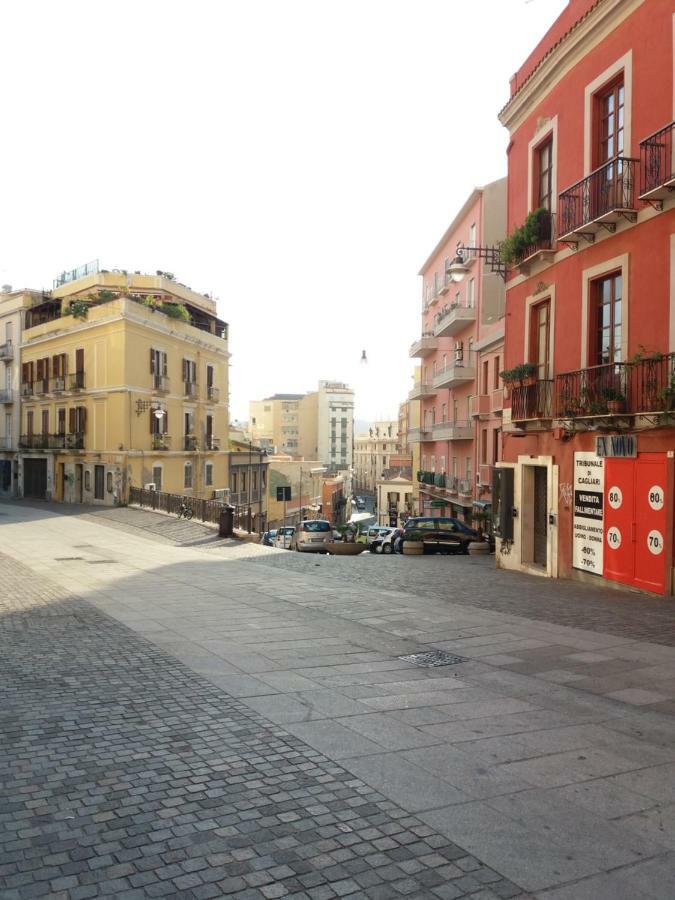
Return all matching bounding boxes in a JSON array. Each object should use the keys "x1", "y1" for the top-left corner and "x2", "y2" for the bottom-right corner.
[
  {"x1": 530, "y1": 299, "x2": 551, "y2": 380},
  {"x1": 595, "y1": 78, "x2": 626, "y2": 214},
  {"x1": 591, "y1": 273, "x2": 622, "y2": 366}
]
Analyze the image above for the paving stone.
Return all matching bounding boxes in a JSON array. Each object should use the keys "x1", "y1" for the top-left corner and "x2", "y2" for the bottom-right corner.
[{"x1": 0, "y1": 548, "x2": 523, "y2": 900}]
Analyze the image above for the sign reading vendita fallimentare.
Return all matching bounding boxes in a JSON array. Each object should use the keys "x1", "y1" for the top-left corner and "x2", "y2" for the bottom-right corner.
[{"x1": 573, "y1": 452, "x2": 604, "y2": 575}]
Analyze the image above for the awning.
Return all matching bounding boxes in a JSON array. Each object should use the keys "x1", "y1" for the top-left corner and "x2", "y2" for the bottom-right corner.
[{"x1": 472, "y1": 500, "x2": 492, "y2": 510}]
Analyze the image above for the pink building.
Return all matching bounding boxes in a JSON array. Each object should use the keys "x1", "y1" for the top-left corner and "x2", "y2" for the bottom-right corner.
[{"x1": 409, "y1": 178, "x2": 506, "y2": 521}]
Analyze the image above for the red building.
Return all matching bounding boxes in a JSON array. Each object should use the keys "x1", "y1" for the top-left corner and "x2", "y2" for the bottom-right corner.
[{"x1": 496, "y1": 0, "x2": 675, "y2": 594}]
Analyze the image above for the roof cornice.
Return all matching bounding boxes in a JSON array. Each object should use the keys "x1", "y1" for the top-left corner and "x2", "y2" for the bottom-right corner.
[{"x1": 498, "y1": 0, "x2": 644, "y2": 133}]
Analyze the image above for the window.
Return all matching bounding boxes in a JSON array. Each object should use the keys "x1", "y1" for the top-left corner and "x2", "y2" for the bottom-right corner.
[
  {"x1": 182, "y1": 358, "x2": 197, "y2": 386},
  {"x1": 530, "y1": 299, "x2": 551, "y2": 379},
  {"x1": 150, "y1": 348, "x2": 167, "y2": 384},
  {"x1": 440, "y1": 455, "x2": 446, "y2": 473},
  {"x1": 205, "y1": 463, "x2": 213, "y2": 486},
  {"x1": 69, "y1": 406, "x2": 87, "y2": 435},
  {"x1": 452, "y1": 457, "x2": 457, "y2": 477},
  {"x1": 26, "y1": 410, "x2": 33, "y2": 436},
  {"x1": 441, "y1": 403, "x2": 446, "y2": 423},
  {"x1": 492, "y1": 428, "x2": 500, "y2": 466},
  {"x1": 596, "y1": 78, "x2": 624, "y2": 166},
  {"x1": 469, "y1": 223, "x2": 476, "y2": 249},
  {"x1": 465, "y1": 456, "x2": 472, "y2": 480},
  {"x1": 184, "y1": 463, "x2": 193, "y2": 489},
  {"x1": 468, "y1": 278, "x2": 475, "y2": 309},
  {"x1": 231, "y1": 472, "x2": 238, "y2": 493},
  {"x1": 41, "y1": 410, "x2": 49, "y2": 435},
  {"x1": 106, "y1": 471, "x2": 113, "y2": 493},
  {"x1": 591, "y1": 272, "x2": 622, "y2": 365},
  {"x1": 152, "y1": 466, "x2": 163, "y2": 491},
  {"x1": 482, "y1": 360, "x2": 489, "y2": 395},
  {"x1": 57, "y1": 408, "x2": 66, "y2": 435},
  {"x1": 481, "y1": 428, "x2": 488, "y2": 465},
  {"x1": 150, "y1": 408, "x2": 168, "y2": 435},
  {"x1": 494, "y1": 356, "x2": 500, "y2": 390},
  {"x1": 537, "y1": 138, "x2": 553, "y2": 210}
]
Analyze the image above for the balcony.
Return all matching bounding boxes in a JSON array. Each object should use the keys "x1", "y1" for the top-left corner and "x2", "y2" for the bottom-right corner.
[
  {"x1": 556, "y1": 354, "x2": 675, "y2": 419},
  {"x1": 511, "y1": 380, "x2": 554, "y2": 422},
  {"x1": 432, "y1": 360, "x2": 475, "y2": 390},
  {"x1": 153, "y1": 374, "x2": 170, "y2": 392},
  {"x1": 69, "y1": 372, "x2": 86, "y2": 391},
  {"x1": 0, "y1": 341, "x2": 13, "y2": 361},
  {"x1": 432, "y1": 421, "x2": 473, "y2": 441},
  {"x1": 512, "y1": 210, "x2": 557, "y2": 272},
  {"x1": 471, "y1": 394, "x2": 490, "y2": 419},
  {"x1": 184, "y1": 381, "x2": 198, "y2": 398},
  {"x1": 491, "y1": 388, "x2": 504, "y2": 416},
  {"x1": 417, "y1": 470, "x2": 448, "y2": 490},
  {"x1": 207, "y1": 385, "x2": 220, "y2": 402},
  {"x1": 204, "y1": 435, "x2": 220, "y2": 451},
  {"x1": 21, "y1": 382, "x2": 33, "y2": 398},
  {"x1": 433, "y1": 303, "x2": 476, "y2": 338},
  {"x1": 558, "y1": 157, "x2": 639, "y2": 242},
  {"x1": 639, "y1": 120, "x2": 675, "y2": 203},
  {"x1": 34, "y1": 378, "x2": 49, "y2": 396},
  {"x1": 409, "y1": 335, "x2": 438, "y2": 358},
  {"x1": 51, "y1": 377, "x2": 66, "y2": 394},
  {"x1": 18, "y1": 433, "x2": 84, "y2": 450},
  {"x1": 184, "y1": 435, "x2": 198, "y2": 451},
  {"x1": 152, "y1": 434, "x2": 171, "y2": 450},
  {"x1": 458, "y1": 478, "x2": 473, "y2": 496},
  {"x1": 408, "y1": 382, "x2": 437, "y2": 401},
  {"x1": 407, "y1": 426, "x2": 433, "y2": 443},
  {"x1": 0, "y1": 389, "x2": 13, "y2": 404}
]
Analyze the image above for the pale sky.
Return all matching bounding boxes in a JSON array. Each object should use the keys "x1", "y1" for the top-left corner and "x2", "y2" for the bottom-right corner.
[{"x1": 0, "y1": 0, "x2": 567, "y2": 423}]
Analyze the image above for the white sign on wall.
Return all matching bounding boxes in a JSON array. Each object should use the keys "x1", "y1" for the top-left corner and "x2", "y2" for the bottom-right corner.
[{"x1": 573, "y1": 452, "x2": 605, "y2": 575}]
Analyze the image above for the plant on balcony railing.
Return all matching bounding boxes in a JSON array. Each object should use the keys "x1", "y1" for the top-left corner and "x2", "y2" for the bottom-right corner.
[
  {"x1": 499, "y1": 362, "x2": 537, "y2": 387},
  {"x1": 500, "y1": 208, "x2": 551, "y2": 267}
]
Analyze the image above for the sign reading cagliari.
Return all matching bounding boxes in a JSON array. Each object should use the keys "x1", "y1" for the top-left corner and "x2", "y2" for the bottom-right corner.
[{"x1": 573, "y1": 452, "x2": 604, "y2": 575}]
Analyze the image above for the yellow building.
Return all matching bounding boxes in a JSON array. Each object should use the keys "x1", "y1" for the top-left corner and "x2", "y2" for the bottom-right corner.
[
  {"x1": 249, "y1": 394, "x2": 303, "y2": 454},
  {"x1": 18, "y1": 270, "x2": 229, "y2": 504}
]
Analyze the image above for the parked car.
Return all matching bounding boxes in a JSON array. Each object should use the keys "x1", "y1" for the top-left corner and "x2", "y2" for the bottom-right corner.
[
  {"x1": 401, "y1": 517, "x2": 478, "y2": 555},
  {"x1": 274, "y1": 526, "x2": 295, "y2": 549},
  {"x1": 355, "y1": 496, "x2": 367, "y2": 511},
  {"x1": 366, "y1": 526, "x2": 394, "y2": 547},
  {"x1": 370, "y1": 528, "x2": 403, "y2": 554},
  {"x1": 290, "y1": 519, "x2": 333, "y2": 552},
  {"x1": 262, "y1": 529, "x2": 277, "y2": 547}
]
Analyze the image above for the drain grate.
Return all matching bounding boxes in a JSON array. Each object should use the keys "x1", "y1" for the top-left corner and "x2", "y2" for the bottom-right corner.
[{"x1": 399, "y1": 649, "x2": 467, "y2": 668}]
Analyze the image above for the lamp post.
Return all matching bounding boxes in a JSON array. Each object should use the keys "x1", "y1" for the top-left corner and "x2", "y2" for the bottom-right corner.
[{"x1": 446, "y1": 241, "x2": 507, "y2": 282}]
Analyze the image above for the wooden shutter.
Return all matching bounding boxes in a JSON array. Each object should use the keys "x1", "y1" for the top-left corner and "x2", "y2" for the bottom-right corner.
[
  {"x1": 69, "y1": 408, "x2": 76, "y2": 433},
  {"x1": 22, "y1": 362, "x2": 30, "y2": 383},
  {"x1": 182, "y1": 359, "x2": 188, "y2": 382},
  {"x1": 162, "y1": 352, "x2": 167, "y2": 376},
  {"x1": 52, "y1": 355, "x2": 60, "y2": 377},
  {"x1": 150, "y1": 349, "x2": 156, "y2": 375},
  {"x1": 78, "y1": 406, "x2": 87, "y2": 433},
  {"x1": 163, "y1": 410, "x2": 168, "y2": 434},
  {"x1": 58, "y1": 408, "x2": 66, "y2": 435},
  {"x1": 36, "y1": 359, "x2": 43, "y2": 380},
  {"x1": 75, "y1": 348, "x2": 84, "y2": 374},
  {"x1": 207, "y1": 365, "x2": 213, "y2": 388},
  {"x1": 27, "y1": 410, "x2": 33, "y2": 435}
]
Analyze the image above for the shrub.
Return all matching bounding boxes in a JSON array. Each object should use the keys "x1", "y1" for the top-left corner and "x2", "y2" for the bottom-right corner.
[{"x1": 162, "y1": 302, "x2": 190, "y2": 321}]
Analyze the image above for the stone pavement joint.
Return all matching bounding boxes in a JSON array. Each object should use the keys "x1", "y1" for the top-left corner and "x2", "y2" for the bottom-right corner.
[{"x1": 0, "y1": 549, "x2": 526, "y2": 900}]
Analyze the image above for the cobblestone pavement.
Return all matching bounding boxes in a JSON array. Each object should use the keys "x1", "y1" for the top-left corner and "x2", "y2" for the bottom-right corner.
[
  {"x1": 25, "y1": 500, "x2": 675, "y2": 647},
  {"x1": 0, "y1": 550, "x2": 526, "y2": 900}
]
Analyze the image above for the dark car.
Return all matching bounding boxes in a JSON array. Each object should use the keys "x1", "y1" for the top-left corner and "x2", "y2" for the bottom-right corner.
[
  {"x1": 402, "y1": 517, "x2": 478, "y2": 555},
  {"x1": 262, "y1": 529, "x2": 277, "y2": 546}
]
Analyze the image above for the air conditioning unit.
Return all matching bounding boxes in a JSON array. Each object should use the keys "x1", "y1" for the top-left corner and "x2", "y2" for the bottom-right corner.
[
  {"x1": 144, "y1": 482, "x2": 156, "y2": 491},
  {"x1": 212, "y1": 488, "x2": 230, "y2": 501}
]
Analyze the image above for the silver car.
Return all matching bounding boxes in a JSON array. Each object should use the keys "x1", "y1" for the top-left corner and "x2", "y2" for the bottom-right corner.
[{"x1": 290, "y1": 519, "x2": 334, "y2": 552}]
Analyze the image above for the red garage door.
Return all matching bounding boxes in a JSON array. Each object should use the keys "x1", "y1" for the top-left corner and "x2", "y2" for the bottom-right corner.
[{"x1": 604, "y1": 453, "x2": 668, "y2": 595}]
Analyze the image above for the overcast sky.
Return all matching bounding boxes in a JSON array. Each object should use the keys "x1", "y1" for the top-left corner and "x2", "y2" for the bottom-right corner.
[{"x1": 0, "y1": 0, "x2": 566, "y2": 423}]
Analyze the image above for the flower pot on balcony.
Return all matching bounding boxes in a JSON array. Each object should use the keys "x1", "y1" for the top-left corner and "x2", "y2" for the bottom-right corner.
[{"x1": 607, "y1": 399, "x2": 625, "y2": 414}]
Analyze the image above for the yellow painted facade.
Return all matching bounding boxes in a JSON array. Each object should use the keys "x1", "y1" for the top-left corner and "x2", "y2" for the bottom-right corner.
[{"x1": 19, "y1": 273, "x2": 229, "y2": 504}]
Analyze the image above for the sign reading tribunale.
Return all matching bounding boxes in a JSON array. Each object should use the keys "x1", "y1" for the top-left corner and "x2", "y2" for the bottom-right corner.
[{"x1": 573, "y1": 452, "x2": 605, "y2": 575}]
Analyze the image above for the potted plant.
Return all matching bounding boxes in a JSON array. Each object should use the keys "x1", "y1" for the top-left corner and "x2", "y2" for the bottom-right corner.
[
  {"x1": 402, "y1": 528, "x2": 425, "y2": 556},
  {"x1": 660, "y1": 372, "x2": 675, "y2": 412},
  {"x1": 601, "y1": 386, "x2": 626, "y2": 414}
]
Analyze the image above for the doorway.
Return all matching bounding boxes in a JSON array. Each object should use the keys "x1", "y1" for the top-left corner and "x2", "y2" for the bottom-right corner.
[
  {"x1": 94, "y1": 465, "x2": 105, "y2": 501},
  {"x1": 533, "y1": 467, "x2": 548, "y2": 566},
  {"x1": 23, "y1": 458, "x2": 47, "y2": 499},
  {"x1": 74, "y1": 464, "x2": 83, "y2": 502}
]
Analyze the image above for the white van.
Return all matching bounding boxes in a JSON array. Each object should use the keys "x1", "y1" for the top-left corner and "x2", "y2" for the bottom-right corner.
[
  {"x1": 290, "y1": 519, "x2": 333, "y2": 552},
  {"x1": 274, "y1": 526, "x2": 295, "y2": 549}
]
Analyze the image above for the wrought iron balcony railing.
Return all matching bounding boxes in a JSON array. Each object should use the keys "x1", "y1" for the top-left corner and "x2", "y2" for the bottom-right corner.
[
  {"x1": 559, "y1": 157, "x2": 638, "y2": 238},
  {"x1": 639, "y1": 120, "x2": 675, "y2": 201},
  {"x1": 21, "y1": 382, "x2": 33, "y2": 397},
  {"x1": 34, "y1": 378, "x2": 49, "y2": 395},
  {"x1": 511, "y1": 380, "x2": 553, "y2": 421},
  {"x1": 0, "y1": 389, "x2": 13, "y2": 403},
  {"x1": 69, "y1": 372, "x2": 86, "y2": 391},
  {"x1": 19, "y1": 432, "x2": 85, "y2": 450},
  {"x1": 184, "y1": 435, "x2": 198, "y2": 451},
  {"x1": 0, "y1": 341, "x2": 13, "y2": 360},
  {"x1": 153, "y1": 374, "x2": 170, "y2": 392},
  {"x1": 555, "y1": 354, "x2": 675, "y2": 418},
  {"x1": 204, "y1": 436, "x2": 220, "y2": 450},
  {"x1": 51, "y1": 377, "x2": 66, "y2": 393},
  {"x1": 184, "y1": 381, "x2": 198, "y2": 398},
  {"x1": 207, "y1": 385, "x2": 220, "y2": 402},
  {"x1": 152, "y1": 434, "x2": 171, "y2": 450}
]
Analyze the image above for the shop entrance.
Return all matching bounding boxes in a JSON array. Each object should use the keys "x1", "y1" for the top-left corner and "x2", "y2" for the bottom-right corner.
[
  {"x1": 522, "y1": 464, "x2": 548, "y2": 570},
  {"x1": 23, "y1": 458, "x2": 47, "y2": 499}
]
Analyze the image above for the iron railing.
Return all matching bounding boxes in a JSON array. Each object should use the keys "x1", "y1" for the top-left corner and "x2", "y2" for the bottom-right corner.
[
  {"x1": 416, "y1": 470, "x2": 446, "y2": 489},
  {"x1": 153, "y1": 374, "x2": 170, "y2": 392},
  {"x1": 69, "y1": 372, "x2": 86, "y2": 391},
  {"x1": 21, "y1": 382, "x2": 33, "y2": 397},
  {"x1": 34, "y1": 378, "x2": 49, "y2": 395},
  {"x1": 19, "y1": 432, "x2": 84, "y2": 450},
  {"x1": 555, "y1": 354, "x2": 675, "y2": 417},
  {"x1": 640, "y1": 120, "x2": 675, "y2": 197},
  {"x1": 207, "y1": 386, "x2": 220, "y2": 402},
  {"x1": 511, "y1": 380, "x2": 553, "y2": 420},
  {"x1": 130, "y1": 486, "x2": 241, "y2": 527},
  {"x1": 513, "y1": 210, "x2": 556, "y2": 265},
  {"x1": 51, "y1": 377, "x2": 66, "y2": 393},
  {"x1": 559, "y1": 157, "x2": 638, "y2": 236},
  {"x1": 0, "y1": 389, "x2": 13, "y2": 403},
  {"x1": 184, "y1": 435, "x2": 198, "y2": 451},
  {"x1": 184, "y1": 381, "x2": 198, "y2": 398},
  {"x1": 0, "y1": 341, "x2": 13, "y2": 360},
  {"x1": 205, "y1": 436, "x2": 220, "y2": 450},
  {"x1": 152, "y1": 434, "x2": 171, "y2": 450}
]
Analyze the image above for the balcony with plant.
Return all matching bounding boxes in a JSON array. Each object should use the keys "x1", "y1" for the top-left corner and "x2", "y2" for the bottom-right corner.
[{"x1": 499, "y1": 208, "x2": 554, "y2": 270}]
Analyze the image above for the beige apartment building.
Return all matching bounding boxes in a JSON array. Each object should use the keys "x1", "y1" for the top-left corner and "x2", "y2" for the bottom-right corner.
[
  {"x1": 15, "y1": 266, "x2": 229, "y2": 503},
  {"x1": 354, "y1": 420, "x2": 400, "y2": 493}
]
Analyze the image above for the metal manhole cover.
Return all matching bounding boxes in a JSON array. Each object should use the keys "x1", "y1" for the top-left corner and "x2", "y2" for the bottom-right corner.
[{"x1": 399, "y1": 650, "x2": 467, "y2": 668}]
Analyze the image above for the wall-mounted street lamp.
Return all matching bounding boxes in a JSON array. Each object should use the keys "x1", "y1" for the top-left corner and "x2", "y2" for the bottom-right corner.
[
  {"x1": 446, "y1": 241, "x2": 507, "y2": 282},
  {"x1": 135, "y1": 398, "x2": 166, "y2": 418}
]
